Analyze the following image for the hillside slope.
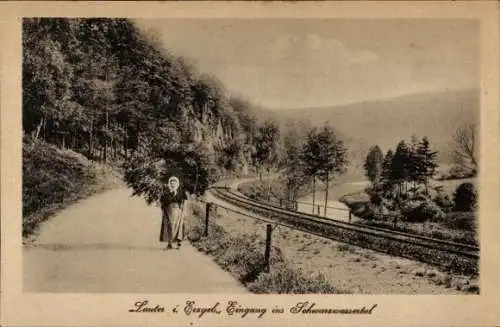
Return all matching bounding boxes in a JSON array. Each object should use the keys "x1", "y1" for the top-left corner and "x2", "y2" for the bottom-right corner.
[
  {"x1": 275, "y1": 89, "x2": 479, "y2": 165},
  {"x1": 23, "y1": 138, "x2": 124, "y2": 239}
]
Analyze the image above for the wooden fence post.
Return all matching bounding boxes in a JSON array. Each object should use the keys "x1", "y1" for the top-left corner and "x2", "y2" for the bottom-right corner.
[
  {"x1": 264, "y1": 224, "x2": 272, "y2": 273},
  {"x1": 204, "y1": 203, "x2": 211, "y2": 236}
]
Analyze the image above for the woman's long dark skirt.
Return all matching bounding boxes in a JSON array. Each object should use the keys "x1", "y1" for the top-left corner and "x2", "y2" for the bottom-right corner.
[{"x1": 159, "y1": 203, "x2": 183, "y2": 243}]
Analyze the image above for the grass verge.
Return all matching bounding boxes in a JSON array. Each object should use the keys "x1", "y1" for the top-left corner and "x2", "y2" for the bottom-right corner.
[
  {"x1": 23, "y1": 138, "x2": 124, "y2": 240},
  {"x1": 185, "y1": 203, "x2": 344, "y2": 294}
]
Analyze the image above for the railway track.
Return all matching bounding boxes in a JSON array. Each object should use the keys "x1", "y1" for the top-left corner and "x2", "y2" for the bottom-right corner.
[{"x1": 209, "y1": 186, "x2": 479, "y2": 275}]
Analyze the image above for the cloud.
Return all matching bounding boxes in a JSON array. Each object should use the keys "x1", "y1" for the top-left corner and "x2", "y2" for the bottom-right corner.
[
  {"x1": 214, "y1": 34, "x2": 381, "y2": 108},
  {"x1": 271, "y1": 34, "x2": 379, "y2": 66}
]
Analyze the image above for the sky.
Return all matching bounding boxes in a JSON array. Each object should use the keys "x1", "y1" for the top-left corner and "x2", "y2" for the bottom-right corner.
[{"x1": 135, "y1": 19, "x2": 479, "y2": 110}]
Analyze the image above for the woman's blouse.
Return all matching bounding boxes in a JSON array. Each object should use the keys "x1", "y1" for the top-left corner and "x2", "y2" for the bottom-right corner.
[{"x1": 160, "y1": 188, "x2": 187, "y2": 211}]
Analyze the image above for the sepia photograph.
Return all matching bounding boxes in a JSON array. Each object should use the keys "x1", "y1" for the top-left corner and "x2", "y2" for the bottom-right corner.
[
  {"x1": 1, "y1": 2, "x2": 500, "y2": 327},
  {"x1": 21, "y1": 17, "x2": 480, "y2": 295}
]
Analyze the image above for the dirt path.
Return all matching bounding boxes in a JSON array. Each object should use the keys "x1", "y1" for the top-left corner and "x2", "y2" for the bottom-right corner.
[{"x1": 23, "y1": 187, "x2": 248, "y2": 293}]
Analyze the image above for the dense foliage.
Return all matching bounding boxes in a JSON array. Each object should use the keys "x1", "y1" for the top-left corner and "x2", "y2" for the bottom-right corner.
[
  {"x1": 453, "y1": 182, "x2": 477, "y2": 212},
  {"x1": 356, "y1": 136, "x2": 478, "y2": 233},
  {"x1": 363, "y1": 145, "x2": 384, "y2": 184},
  {"x1": 377, "y1": 136, "x2": 438, "y2": 195},
  {"x1": 23, "y1": 18, "x2": 277, "y2": 201},
  {"x1": 362, "y1": 137, "x2": 439, "y2": 214}
]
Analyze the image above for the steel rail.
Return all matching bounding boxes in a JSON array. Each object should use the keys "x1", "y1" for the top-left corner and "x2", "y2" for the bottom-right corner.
[
  {"x1": 225, "y1": 187, "x2": 479, "y2": 252},
  {"x1": 210, "y1": 187, "x2": 479, "y2": 260}
]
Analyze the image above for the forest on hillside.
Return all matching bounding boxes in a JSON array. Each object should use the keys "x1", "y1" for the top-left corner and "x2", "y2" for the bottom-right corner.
[{"x1": 22, "y1": 18, "x2": 288, "y2": 199}]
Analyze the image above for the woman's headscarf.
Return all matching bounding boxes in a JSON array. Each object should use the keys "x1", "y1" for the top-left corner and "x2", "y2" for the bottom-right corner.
[{"x1": 167, "y1": 176, "x2": 180, "y2": 194}]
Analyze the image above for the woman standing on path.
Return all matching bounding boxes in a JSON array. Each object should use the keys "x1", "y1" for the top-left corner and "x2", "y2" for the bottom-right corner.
[{"x1": 159, "y1": 176, "x2": 188, "y2": 250}]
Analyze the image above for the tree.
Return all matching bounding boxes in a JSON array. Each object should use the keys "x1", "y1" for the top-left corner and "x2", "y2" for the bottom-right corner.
[
  {"x1": 281, "y1": 118, "x2": 313, "y2": 204},
  {"x1": 283, "y1": 143, "x2": 310, "y2": 207},
  {"x1": 301, "y1": 125, "x2": 348, "y2": 214},
  {"x1": 407, "y1": 135, "x2": 421, "y2": 189},
  {"x1": 252, "y1": 120, "x2": 282, "y2": 198},
  {"x1": 415, "y1": 136, "x2": 438, "y2": 188},
  {"x1": 451, "y1": 124, "x2": 478, "y2": 175},
  {"x1": 315, "y1": 125, "x2": 349, "y2": 215},
  {"x1": 219, "y1": 138, "x2": 245, "y2": 177},
  {"x1": 300, "y1": 128, "x2": 323, "y2": 212},
  {"x1": 391, "y1": 140, "x2": 411, "y2": 194},
  {"x1": 381, "y1": 149, "x2": 394, "y2": 186},
  {"x1": 23, "y1": 28, "x2": 74, "y2": 141},
  {"x1": 23, "y1": 17, "x2": 264, "y2": 202},
  {"x1": 363, "y1": 145, "x2": 384, "y2": 185},
  {"x1": 453, "y1": 182, "x2": 477, "y2": 212}
]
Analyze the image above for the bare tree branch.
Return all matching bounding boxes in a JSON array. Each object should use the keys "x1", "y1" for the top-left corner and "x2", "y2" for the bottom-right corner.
[{"x1": 451, "y1": 123, "x2": 478, "y2": 172}]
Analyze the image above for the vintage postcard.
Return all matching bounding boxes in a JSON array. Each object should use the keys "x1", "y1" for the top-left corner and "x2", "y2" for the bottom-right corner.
[{"x1": 1, "y1": 1, "x2": 499, "y2": 326}]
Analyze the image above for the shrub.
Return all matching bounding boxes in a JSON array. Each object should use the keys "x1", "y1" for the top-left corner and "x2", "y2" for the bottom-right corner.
[
  {"x1": 400, "y1": 200, "x2": 444, "y2": 222},
  {"x1": 434, "y1": 193, "x2": 454, "y2": 213},
  {"x1": 348, "y1": 201, "x2": 375, "y2": 220},
  {"x1": 381, "y1": 197, "x2": 396, "y2": 211},
  {"x1": 453, "y1": 182, "x2": 477, "y2": 212},
  {"x1": 400, "y1": 200, "x2": 422, "y2": 222},
  {"x1": 247, "y1": 262, "x2": 343, "y2": 294},
  {"x1": 420, "y1": 202, "x2": 446, "y2": 222},
  {"x1": 407, "y1": 185, "x2": 431, "y2": 202},
  {"x1": 215, "y1": 236, "x2": 284, "y2": 283},
  {"x1": 369, "y1": 191, "x2": 383, "y2": 206}
]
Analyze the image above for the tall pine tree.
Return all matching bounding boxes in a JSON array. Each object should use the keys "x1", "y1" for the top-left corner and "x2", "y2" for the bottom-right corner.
[
  {"x1": 364, "y1": 145, "x2": 384, "y2": 185},
  {"x1": 391, "y1": 140, "x2": 410, "y2": 194},
  {"x1": 416, "y1": 136, "x2": 438, "y2": 189},
  {"x1": 407, "y1": 135, "x2": 420, "y2": 190},
  {"x1": 381, "y1": 150, "x2": 394, "y2": 184}
]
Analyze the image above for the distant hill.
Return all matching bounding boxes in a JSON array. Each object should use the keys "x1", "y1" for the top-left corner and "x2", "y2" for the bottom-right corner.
[{"x1": 271, "y1": 89, "x2": 479, "y2": 167}]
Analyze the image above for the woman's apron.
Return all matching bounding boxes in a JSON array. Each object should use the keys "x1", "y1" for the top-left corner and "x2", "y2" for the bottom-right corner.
[{"x1": 159, "y1": 202, "x2": 184, "y2": 243}]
